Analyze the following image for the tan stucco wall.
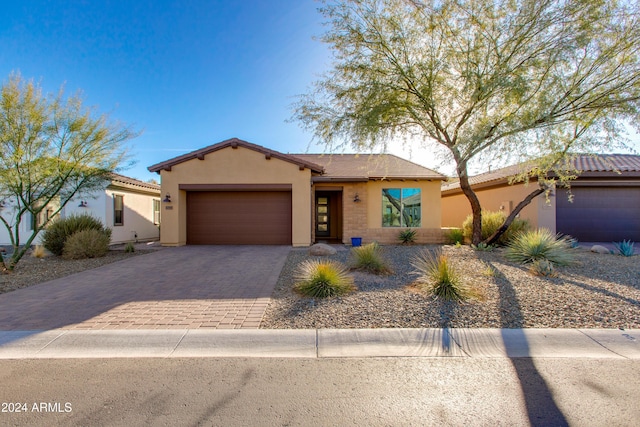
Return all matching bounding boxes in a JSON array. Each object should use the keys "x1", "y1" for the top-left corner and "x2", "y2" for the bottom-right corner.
[
  {"x1": 441, "y1": 182, "x2": 556, "y2": 233},
  {"x1": 159, "y1": 145, "x2": 312, "y2": 246},
  {"x1": 362, "y1": 180, "x2": 444, "y2": 244}
]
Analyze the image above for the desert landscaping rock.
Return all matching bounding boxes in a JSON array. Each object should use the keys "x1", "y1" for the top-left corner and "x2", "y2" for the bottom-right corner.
[
  {"x1": 262, "y1": 245, "x2": 640, "y2": 329},
  {"x1": 591, "y1": 245, "x2": 612, "y2": 254},
  {"x1": 0, "y1": 249, "x2": 152, "y2": 294},
  {"x1": 309, "y1": 243, "x2": 337, "y2": 256}
]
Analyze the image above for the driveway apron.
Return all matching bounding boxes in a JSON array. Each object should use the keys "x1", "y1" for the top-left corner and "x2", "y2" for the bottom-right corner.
[{"x1": 0, "y1": 246, "x2": 291, "y2": 330}]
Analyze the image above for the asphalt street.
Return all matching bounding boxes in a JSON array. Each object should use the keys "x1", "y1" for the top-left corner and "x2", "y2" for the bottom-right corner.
[{"x1": 1, "y1": 357, "x2": 638, "y2": 426}]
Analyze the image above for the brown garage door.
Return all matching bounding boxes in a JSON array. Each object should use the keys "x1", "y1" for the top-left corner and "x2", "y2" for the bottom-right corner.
[
  {"x1": 556, "y1": 186, "x2": 640, "y2": 241},
  {"x1": 187, "y1": 191, "x2": 292, "y2": 245}
]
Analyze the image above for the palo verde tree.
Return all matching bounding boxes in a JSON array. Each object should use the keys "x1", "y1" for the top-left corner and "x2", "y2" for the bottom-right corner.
[
  {"x1": 0, "y1": 73, "x2": 136, "y2": 271},
  {"x1": 293, "y1": 0, "x2": 640, "y2": 245}
]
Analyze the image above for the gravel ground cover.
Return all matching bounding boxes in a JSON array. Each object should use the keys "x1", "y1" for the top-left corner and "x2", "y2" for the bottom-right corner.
[
  {"x1": 0, "y1": 248, "x2": 152, "y2": 294},
  {"x1": 261, "y1": 245, "x2": 640, "y2": 329}
]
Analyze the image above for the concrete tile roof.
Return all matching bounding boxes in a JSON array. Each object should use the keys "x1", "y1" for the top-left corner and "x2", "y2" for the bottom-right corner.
[
  {"x1": 292, "y1": 153, "x2": 445, "y2": 181},
  {"x1": 110, "y1": 173, "x2": 161, "y2": 192},
  {"x1": 147, "y1": 138, "x2": 325, "y2": 174},
  {"x1": 441, "y1": 154, "x2": 640, "y2": 192}
]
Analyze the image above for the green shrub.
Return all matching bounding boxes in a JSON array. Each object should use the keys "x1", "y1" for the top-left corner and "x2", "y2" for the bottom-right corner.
[
  {"x1": 445, "y1": 228, "x2": 464, "y2": 244},
  {"x1": 349, "y1": 242, "x2": 392, "y2": 274},
  {"x1": 462, "y1": 211, "x2": 529, "y2": 245},
  {"x1": 43, "y1": 214, "x2": 111, "y2": 256},
  {"x1": 294, "y1": 260, "x2": 355, "y2": 298},
  {"x1": 505, "y1": 228, "x2": 574, "y2": 266},
  {"x1": 411, "y1": 250, "x2": 466, "y2": 301},
  {"x1": 62, "y1": 229, "x2": 111, "y2": 260},
  {"x1": 124, "y1": 242, "x2": 136, "y2": 253},
  {"x1": 398, "y1": 229, "x2": 417, "y2": 244}
]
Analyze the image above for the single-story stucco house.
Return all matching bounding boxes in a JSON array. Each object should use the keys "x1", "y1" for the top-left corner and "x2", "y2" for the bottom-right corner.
[
  {"x1": 147, "y1": 138, "x2": 446, "y2": 246},
  {"x1": 0, "y1": 173, "x2": 161, "y2": 246},
  {"x1": 441, "y1": 154, "x2": 640, "y2": 241}
]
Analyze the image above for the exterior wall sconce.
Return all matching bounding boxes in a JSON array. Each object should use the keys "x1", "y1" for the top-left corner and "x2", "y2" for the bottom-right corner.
[
  {"x1": 78, "y1": 201, "x2": 88, "y2": 208},
  {"x1": 0, "y1": 200, "x2": 5, "y2": 210},
  {"x1": 162, "y1": 193, "x2": 172, "y2": 203},
  {"x1": 353, "y1": 193, "x2": 361, "y2": 203}
]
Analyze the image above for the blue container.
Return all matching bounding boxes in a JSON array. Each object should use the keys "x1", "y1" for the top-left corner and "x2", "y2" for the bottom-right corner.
[{"x1": 351, "y1": 237, "x2": 362, "y2": 247}]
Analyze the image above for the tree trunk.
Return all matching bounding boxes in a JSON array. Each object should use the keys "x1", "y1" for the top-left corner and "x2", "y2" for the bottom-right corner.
[
  {"x1": 457, "y1": 169, "x2": 483, "y2": 245},
  {"x1": 484, "y1": 186, "x2": 546, "y2": 245}
]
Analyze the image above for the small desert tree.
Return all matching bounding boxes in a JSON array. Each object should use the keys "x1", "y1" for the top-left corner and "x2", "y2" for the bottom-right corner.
[
  {"x1": 0, "y1": 73, "x2": 135, "y2": 270},
  {"x1": 294, "y1": 0, "x2": 640, "y2": 245}
]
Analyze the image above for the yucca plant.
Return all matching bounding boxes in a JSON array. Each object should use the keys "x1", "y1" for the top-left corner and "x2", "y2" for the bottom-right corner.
[
  {"x1": 398, "y1": 229, "x2": 417, "y2": 244},
  {"x1": 124, "y1": 242, "x2": 136, "y2": 253},
  {"x1": 613, "y1": 240, "x2": 635, "y2": 257},
  {"x1": 349, "y1": 242, "x2": 392, "y2": 274},
  {"x1": 505, "y1": 228, "x2": 574, "y2": 266},
  {"x1": 411, "y1": 250, "x2": 467, "y2": 301},
  {"x1": 294, "y1": 260, "x2": 355, "y2": 298}
]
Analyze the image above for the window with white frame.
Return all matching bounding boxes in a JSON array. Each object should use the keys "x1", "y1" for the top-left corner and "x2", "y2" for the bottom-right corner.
[
  {"x1": 153, "y1": 199, "x2": 160, "y2": 225},
  {"x1": 382, "y1": 188, "x2": 421, "y2": 227}
]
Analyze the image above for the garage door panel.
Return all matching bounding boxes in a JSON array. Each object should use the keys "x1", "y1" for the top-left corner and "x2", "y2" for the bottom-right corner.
[
  {"x1": 187, "y1": 191, "x2": 292, "y2": 245},
  {"x1": 556, "y1": 187, "x2": 640, "y2": 241}
]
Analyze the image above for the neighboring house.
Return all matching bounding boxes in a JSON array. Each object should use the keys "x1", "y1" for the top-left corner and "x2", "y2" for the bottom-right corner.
[
  {"x1": 0, "y1": 173, "x2": 161, "y2": 246},
  {"x1": 147, "y1": 138, "x2": 446, "y2": 246},
  {"x1": 441, "y1": 154, "x2": 640, "y2": 241}
]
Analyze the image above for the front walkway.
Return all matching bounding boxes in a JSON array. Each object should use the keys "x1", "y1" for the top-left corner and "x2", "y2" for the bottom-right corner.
[{"x1": 0, "y1": 246, "x2": 290, "y2": 330}]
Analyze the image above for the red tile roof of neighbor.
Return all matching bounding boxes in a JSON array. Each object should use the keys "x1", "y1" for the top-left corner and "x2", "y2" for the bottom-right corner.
[
  {"x1": 441, "y1": 154, "x2": 640, "y2": 192},
  {"x1": 147, "y1": 138, "x2": 445, "y2": 180},
  {"x1": 110, "y1": 173, "x2": 161, "y2": 192}
]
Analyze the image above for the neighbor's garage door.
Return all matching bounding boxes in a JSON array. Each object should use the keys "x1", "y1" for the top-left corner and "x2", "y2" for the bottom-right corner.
[
  {"x1": 556, "y1": 186, "x2": 640, "y2": 241},
  {"x1": 187, "y1": 191, "x2": 292, "y2": 245}
]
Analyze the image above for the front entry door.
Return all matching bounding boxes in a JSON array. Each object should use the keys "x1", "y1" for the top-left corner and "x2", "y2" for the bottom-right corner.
[{"x1": 316, "y1": 195, "x2": 330, "y2": 238}]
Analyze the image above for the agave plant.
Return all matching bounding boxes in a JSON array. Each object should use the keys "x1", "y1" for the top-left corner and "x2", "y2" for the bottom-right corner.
[
  {"x1": 398, "y1": 229, "x2": 417, "y2": 244},
  {"x1": 613, "y1": 240, "x2": 635, "y2": 257}
]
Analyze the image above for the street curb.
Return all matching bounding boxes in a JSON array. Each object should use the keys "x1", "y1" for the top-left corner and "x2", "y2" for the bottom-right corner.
[{"x1": 0, "y1": 328, "x2": 638, "y2": 359}]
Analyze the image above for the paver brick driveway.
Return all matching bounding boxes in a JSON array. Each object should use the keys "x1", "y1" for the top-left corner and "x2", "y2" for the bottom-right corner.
[{"x1": 0, "y1": 246, "x2": 291, "y2": 330}]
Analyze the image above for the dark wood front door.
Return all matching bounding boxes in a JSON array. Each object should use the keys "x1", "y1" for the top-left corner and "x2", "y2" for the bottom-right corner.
[{"x1": 316, "y1": 195, "x2": 330, "y2": 238}]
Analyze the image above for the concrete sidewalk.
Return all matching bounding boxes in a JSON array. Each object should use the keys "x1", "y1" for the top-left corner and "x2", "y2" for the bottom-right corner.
[{"x1": 0, "y1": 328, "x2": 637, "y2": 359}]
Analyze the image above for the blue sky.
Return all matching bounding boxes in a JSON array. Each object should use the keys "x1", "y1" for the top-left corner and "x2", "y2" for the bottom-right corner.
[
  {"x1": 1, "y1": 1, "x2": 637, "y2": 182},
  {"x1": 0, "y1": 0, "x2": 334, "y2": 182}
]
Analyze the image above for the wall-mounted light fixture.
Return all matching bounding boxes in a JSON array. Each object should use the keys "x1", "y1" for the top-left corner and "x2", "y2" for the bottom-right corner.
[
  {"x1": 0, "y1": 200, "x2": 5, "y2": 210},
  {"x1": 162, "y1": 193, "x2": 172, "y2": 203},
  {"x1": 353, "y1": 193, "x2": 361, "y2": 203},
  {"x1": 78, "y1": 201, "x2": 88, "y2": 208}
]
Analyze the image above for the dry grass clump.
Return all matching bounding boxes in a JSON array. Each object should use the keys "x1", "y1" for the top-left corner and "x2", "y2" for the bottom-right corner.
[
  {"x1": 349, "y1": 242, "x2": 393, "y2": 274},
  {"x1": 294, "y1": 259, "x2": 355, "y2": 298},
  {"x1": 411, "y1": 250, "x2": 468, "y2": 301}
]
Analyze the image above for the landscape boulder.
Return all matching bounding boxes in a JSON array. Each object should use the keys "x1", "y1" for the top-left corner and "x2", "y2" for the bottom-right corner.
[
  {"x1": 309, "y1": 243, "x2": 337, "y2": 256},
  {"x1": 590, "y1": 245, "x2": 611, "y2": 254}
]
